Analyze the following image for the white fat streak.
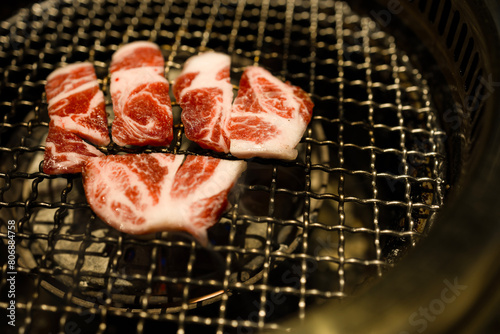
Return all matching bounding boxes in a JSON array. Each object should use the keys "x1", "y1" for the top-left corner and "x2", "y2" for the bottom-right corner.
[
  {"x1": 178, "y1": 52, "x2": 232, "y2": 97},
  {"x1": 110, "y1": 66, "x2": 166, "y2": 102},
  {"x1": 46, "y1": 62, "x2": 94, "y2": 82},
  {"x1": 48, "y1": 81, "x2": 99, "y2": 106},
  {"x1": 229, "y1": 115, "x2": 304, "y2": 160},
  {"x1": 89, "y1": 88, "x2": 106, "y2": 119},
  {"x1": 50, "y1": 136, "x2": 103, "y2": 156},
  {"x1": 45, "y1": 141, "x2": 102, "y2": 171},
  {"x1": 245, "y1": 66, "x2": 301, "y2": 111},
  {"x1": 229, "y1": 66, "x2": 306, "y2": 160},
  {"x1": 181, "y1": 159, "x2": 247, "y2": 203},
  {"x1": 181, "y1": 52, "x2": 230, "y2": 77},
  {"x1": 112, "y1": 41, "x2": 161, "y2": 64}
]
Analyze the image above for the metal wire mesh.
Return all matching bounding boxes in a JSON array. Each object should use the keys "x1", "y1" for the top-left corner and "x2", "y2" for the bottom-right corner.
[{"x1": 0, "y1": 0, "x2": 447, "y2": 333}]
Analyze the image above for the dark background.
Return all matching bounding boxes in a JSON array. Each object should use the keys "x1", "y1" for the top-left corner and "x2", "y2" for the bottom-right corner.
[{"x1": 1, "y1": 1, "x2": 37, "y2": 21}]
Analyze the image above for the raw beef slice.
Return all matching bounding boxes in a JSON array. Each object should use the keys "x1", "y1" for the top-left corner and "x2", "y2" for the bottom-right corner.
[
  {"x1": 173, "y1": 52, "x2": 233, "y2": 152},
  {"x1": 43, "y1": 126, "x2": 105, "y2": 174},
  {"x1": 174, "y1": 53, "x2": 314, "y2": 160},
  {"x1": 43, "y1": 62, "x2": 109, "y2": 174},
  {"x1": 110, "y1": 41, "x2": 173, "y2": 146},
  {"x1": 82, "y1": 153, "x2": 246, "y2": 245},
  {"x1": 229, "y1": 66, "x2": 314, "y2": 160}
]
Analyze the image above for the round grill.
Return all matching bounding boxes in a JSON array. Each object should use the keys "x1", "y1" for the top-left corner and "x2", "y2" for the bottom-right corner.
[{"x1": 0, "y1": 0, "x2": 451, "y2": 333}]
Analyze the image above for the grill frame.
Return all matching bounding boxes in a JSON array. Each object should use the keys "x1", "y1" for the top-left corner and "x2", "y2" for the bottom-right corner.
[{"x1": 1, "y1": 0, "x2": 498, "y2": 333}]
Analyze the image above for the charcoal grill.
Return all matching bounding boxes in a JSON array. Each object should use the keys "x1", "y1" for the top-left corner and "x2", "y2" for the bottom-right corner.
[{"x1": 1, "y1": 0, "x2": 500, "y2": 333}]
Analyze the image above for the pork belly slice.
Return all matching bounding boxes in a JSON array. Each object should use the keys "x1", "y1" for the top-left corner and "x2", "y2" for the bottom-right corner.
[
  {"x1": 43, "y1": 125, "x2": 105, "y2": 175},
  {"x1": 173, "y1": 52, "x2": 233, "y2": 152},
  {"x1": 82, "y1": 153, "x2": 246, "y2": 245},
  {"x1": 229, "y1": 66, "x2": 314, "y2": 160},
  {"x1": 45, "y1": 62, "x2": 110, "y2": 146},
  {"x1": 110, "y1": 42, "x2": 173, "y2": 146}
]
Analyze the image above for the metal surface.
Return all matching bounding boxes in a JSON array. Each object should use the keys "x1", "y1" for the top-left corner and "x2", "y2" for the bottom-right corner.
[
  {"x1": 0, "y1": 0, "x2": 466, "y2": 333},
  {"x1": 279, "y1": 0, "x2": 500, "y2": 333}
]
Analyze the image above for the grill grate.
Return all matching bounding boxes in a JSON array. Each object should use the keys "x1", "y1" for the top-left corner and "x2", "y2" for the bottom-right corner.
[{"x1": 0, "y1": 0, "x2": 447, "y2": 333}]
